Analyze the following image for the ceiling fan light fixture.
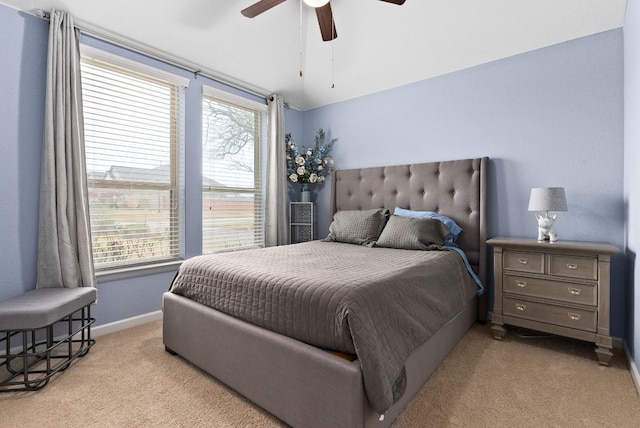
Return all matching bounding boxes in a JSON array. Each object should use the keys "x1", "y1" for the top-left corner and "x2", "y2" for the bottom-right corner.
[{"x1": 303, "y1": 0, "x2": 330, "y2": 7}]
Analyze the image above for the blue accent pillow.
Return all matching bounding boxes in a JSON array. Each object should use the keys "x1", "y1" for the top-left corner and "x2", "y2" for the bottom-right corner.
[{"x1": 393, "y1": 206, "x2": 463, "y2": 244}]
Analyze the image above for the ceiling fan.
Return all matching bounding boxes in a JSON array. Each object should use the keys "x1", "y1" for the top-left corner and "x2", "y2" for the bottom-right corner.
[{"x1": 241, "y1": 0, "x2": 406, "y2": 42}]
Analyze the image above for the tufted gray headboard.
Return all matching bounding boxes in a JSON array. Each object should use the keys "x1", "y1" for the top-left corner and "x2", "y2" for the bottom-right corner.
[{"x1": 330, "y1": 157, "x2": 488, "y2": 315}]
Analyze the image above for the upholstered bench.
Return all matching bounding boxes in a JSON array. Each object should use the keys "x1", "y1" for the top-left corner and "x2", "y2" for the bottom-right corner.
[{"x1": 0, "y1": 288, "x2": 96, "y2": 392}]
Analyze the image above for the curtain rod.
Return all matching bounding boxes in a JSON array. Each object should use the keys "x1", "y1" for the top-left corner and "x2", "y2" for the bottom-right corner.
[{"x1": 33, "y1": 9, "x2": 273, "y2": 102}]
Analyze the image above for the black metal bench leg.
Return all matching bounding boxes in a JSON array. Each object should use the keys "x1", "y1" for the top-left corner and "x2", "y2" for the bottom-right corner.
[{"x1": 0, "y1": 303, "x2": 96, "y2": 392}]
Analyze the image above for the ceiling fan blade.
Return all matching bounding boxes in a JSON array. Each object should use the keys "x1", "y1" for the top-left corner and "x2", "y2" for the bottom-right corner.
[
  {"x1": 241, "y1": 0, "x2": 287, "y2": 18},
  {"x1": 316, "y1": 3, "x2": 337, "y2": 42},
  {"x1": 380, "y1": 0, "x2": 406, "y2": 4}
]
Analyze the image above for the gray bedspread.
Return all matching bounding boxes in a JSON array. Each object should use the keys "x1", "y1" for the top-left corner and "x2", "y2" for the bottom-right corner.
[{"x1": 169, "y1": 241, "x2": 477, "y2": 414}]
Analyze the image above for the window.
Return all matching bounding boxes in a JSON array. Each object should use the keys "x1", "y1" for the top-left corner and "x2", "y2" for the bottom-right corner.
[
  {"x1": 202, "y1": 87, "x2": 267, "y2": 254},
  {"x1": 80, "y1": 46, "x2": 187, "y2": 271}
]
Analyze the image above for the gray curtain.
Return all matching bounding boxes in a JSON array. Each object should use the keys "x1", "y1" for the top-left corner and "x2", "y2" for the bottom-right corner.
[
  {"x1": 37, "y1": 10, "x2": 96, "y2": 289},
  {"x1": 265, "y1": 94, "x2": 289, "y2": 246}
]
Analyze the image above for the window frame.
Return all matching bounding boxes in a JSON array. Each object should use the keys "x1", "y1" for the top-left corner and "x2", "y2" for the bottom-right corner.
[
  {"x1": 201, "y1": 85, "x2": 268, "y2": 255},
  {"x1": 80, "y1": 45, "x2": 188, "y2": 277}
]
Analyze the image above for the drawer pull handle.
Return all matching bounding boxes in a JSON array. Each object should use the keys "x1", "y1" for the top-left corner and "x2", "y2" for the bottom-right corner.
[
  {"x1": 515, "y1": 280, "x2": 527, "y2": 288},
  {"x1": 568, "y1": 287, "x2": 582, "y2": 296},
  {"x1": 515, "y1": 303, "x2": 527, "y2": 311},
  {"x1": 568, "y1": 312, "x2": 582, "y2": 321},
  {"x1": 518, "y1": 259, "x2": 529, "y2": 265},
  {"x1": 567, "y1": 263, "x2": 578, "y2": 270}
]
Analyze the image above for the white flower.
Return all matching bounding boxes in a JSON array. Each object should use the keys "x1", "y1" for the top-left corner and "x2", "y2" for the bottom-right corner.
[{"x1": 286, "y1": 131, "x2": 335, "y2": 186}]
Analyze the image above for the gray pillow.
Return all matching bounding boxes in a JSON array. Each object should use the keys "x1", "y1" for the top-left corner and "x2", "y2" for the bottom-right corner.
[
  {"x1": 375, "y1": 215, "x2": 449, "y2": 250},
  {"x1": 324, "y1": 208, "x2": 386, "y2": 246}
]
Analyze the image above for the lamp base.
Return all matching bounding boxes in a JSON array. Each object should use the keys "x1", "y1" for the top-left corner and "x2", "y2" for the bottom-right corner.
[{"x1": 535, "y1": 213, "x2": 558, "y2": 242}]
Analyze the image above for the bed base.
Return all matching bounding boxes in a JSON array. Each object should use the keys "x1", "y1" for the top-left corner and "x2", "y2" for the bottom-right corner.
[{"x1": 162, "y1": 292, "x2": 477, "y2": 428}]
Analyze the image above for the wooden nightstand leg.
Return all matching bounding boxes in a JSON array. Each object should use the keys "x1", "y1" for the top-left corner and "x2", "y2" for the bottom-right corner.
[
  {"x1": 595, "y1": 346, "x2": 613, "y2": 366},
  {"x1": 491, "y1": 322, "x2": 506, "y2": 340},
  {"x1": 595, "y1": 335, "x2": 613, "y2": 366}
]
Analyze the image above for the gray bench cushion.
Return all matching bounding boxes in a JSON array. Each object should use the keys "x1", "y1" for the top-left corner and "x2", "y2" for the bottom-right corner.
[{"x1": 0, "y1": 288, "x2": 97, "y2": 331}]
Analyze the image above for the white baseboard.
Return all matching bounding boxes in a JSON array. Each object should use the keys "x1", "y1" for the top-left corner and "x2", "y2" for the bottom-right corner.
[
  {"x1": 623, "y1": 341, "x2": 640, "y2": 396},
  {"x1": 0, "y1": 311, "x2": 162, "y2": 357},
  {"x1": 92, "y1": 310, "x2": 163, "y2": 338}
]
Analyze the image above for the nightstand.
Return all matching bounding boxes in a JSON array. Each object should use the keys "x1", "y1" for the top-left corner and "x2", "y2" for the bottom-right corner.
[
  {"x1": 289, "y1": 202, "x2": 316, "y2": 244},
  {"x1": 487, "y1": 237, "x2": 619, "y2": 365}
]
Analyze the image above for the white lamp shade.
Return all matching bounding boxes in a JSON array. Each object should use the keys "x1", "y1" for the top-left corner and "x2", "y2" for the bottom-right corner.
[
  {"x1": 528, "y1": 187, "x2": 568, "y2": 212},
  {"x1": 303, "y1": 0, "x2": 330, "y2": 7}
]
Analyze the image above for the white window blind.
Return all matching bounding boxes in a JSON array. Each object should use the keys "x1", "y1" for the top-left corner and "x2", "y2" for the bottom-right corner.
[
  {"x1": 202, "y1": 86, "x2": 267, "y2": 254},
  {"x1": 81, "y1": 52, "x2": 185, "y2": 270}
]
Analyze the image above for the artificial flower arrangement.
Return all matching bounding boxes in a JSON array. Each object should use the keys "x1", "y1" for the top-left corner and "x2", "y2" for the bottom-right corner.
[{"x1": 286, "y1": 129, "x2": 337, "y2": 185}]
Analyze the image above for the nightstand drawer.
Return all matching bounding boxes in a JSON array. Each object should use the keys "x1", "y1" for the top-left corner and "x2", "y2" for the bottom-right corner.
[
  {"x1": 549, "y1": 254, "x2": 597, "y2": 280},
  {"x1": 503, "y1": 250, "x2": 544, "y2": 274},
  {"x1": 503, "y1": 274, "x2": 597, "y2": 306},
  {"x1": 503, "y1": 297, "x2": 597, "y2": 332}
]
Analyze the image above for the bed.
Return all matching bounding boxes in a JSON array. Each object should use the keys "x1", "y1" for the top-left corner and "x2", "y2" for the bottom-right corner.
[{"x1": 162, "y1": 157, "x2": 488, "y2": 427}]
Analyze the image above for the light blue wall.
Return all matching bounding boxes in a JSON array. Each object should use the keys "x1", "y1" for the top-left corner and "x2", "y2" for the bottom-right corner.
[
  {"x1": 303, "y1": 29, "x2": 626, "y2": 338},
  {"x1": 625, "y1": 0, "x2": 640, "y2": 360},
  {"x1": 0, "y1": 5, "x2": 300, "y2": 326},
  {"x1": 0, "y1": 9, "x2": 47, "y2": 298}
]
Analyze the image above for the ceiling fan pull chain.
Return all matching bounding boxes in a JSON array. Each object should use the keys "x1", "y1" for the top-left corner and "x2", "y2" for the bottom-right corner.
[
  {"x1": 299, "y1": 0, "x2": 304, "y2": 77},
  {"x1": 331, "y1": 33, "x2": 335, "y2": 88}
]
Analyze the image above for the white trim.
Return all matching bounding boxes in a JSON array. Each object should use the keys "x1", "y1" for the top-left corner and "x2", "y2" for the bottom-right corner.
[
  {"x1": 203, "y1": 84, "x2": 268, "y2": 112},
  {"x1": 0, "y1": 311, "x2": 163, "y2": 355},
  {"x1": 623, "y1": 340, "x2": 640, "y2": 396},
  {"x1": 80, "y1": 44, "x2": 190, "y2": 88},
  {"x1": 92, "y1": 310, "x2": 163, "y2": 338}
]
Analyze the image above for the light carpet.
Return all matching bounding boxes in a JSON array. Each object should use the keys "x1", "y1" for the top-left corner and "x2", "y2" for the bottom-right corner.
[{"x1": 1, "y1": 320, "x2": 639, "y2": 427}]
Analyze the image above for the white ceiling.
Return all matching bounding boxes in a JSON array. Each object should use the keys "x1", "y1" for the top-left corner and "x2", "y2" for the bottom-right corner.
[{"x1": 1, "y1": 0, "x2": 627, "y2": 110}]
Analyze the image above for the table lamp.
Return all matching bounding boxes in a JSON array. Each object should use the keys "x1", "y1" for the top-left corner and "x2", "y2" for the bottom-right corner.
[{"x1": 528, "y1": 187, "x2": 568, "y2": 242}]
